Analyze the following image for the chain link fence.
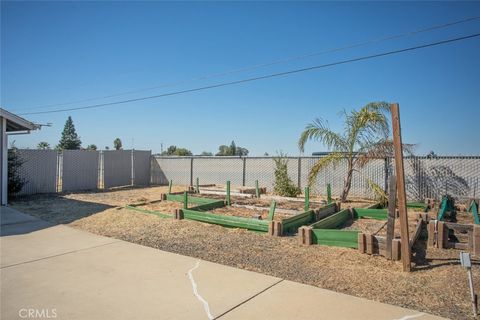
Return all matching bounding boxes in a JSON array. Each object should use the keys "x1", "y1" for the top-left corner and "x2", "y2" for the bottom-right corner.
[
  {"x1": 13, "y1": 149, "x2": 151, "y2": 195},
  {"x1": 152, "y1": 155, "x2": 480, "y2": 201},
  {"x1": 12, "y1": 151, "x2": 480, "y2": 201}
]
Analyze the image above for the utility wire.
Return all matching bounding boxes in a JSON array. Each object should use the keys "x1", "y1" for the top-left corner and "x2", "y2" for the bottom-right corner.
[
  {"x1": 19, "y1": 32, "x2": 480, "y2": 116},
  {"x1": 13, "y1": 15, "x2": 480, "y2": 112}
]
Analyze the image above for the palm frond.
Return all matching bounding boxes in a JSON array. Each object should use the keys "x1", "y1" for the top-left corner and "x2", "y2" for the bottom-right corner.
[
  {"x1": 298, "y1": 118, "x2": 347, "y2": 153},
  {"x1": 307, "y1": 152, "x2": 343, "y2": 186},
  {"x1": 356, "y1": 139, "x2": 416, "y2": 167},
  {"x1": 345, "y1": 103, "x2": 391, "y2": 155}
]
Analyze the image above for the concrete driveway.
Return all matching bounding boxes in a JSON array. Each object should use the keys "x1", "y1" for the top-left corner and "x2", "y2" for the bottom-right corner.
[{"x1": 1, "y1": 207, "x2": 446, "y2": 320}]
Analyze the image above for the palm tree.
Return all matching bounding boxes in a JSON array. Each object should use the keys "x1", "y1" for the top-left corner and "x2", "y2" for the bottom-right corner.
[
  {"x1": 37, "y1": 141, "x2": 50, "y2": 150},
  {"x1": 299, "y1": 102, "x2": 394, "y2": 202}
]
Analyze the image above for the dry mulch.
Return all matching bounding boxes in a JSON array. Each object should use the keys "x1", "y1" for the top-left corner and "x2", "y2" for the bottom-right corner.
[
  {"x1": 10, "y1": 186, "x2": 479, "y2": 319},
  {"x1": 136, "y1": 201, "x2": 183, "y2": 213},
  {"x1": 208, "y1": 206, "x2": 291, "y2": 221}
]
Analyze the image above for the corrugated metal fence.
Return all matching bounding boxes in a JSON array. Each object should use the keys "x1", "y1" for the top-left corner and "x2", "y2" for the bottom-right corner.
[
  {"x1": 15, "y1": 149, "x2": 151, "y2": 195},
  {"x1": 152, "y1": 156, "x2": 480, "y2": 201}
]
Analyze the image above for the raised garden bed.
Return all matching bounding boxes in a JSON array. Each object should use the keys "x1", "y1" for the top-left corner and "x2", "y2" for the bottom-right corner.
[
  {"x1": 298, "y1": 200, "x2": 436, "y2": 262},
  {"x1": 126, "y1": 189, "x2": 339, "y2": 235},
  {"x1": 299, "y1": 205, "x2": 387, "y2": 249},
  {"x1": 126, "y1": 193, "x2": 223, "y2": 219},
  {"x1": 182, "y1": 198, "x2": 338, "y2": 235}
]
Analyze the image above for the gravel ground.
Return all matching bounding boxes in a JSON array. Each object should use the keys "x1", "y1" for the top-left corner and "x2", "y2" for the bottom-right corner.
[
  {"x1": 10, "y1": 186, "x2": 480, "y2": 319},
  {"x1": 137, "y1": 201, "x2": 184, "y2": 213},
  {"x1": 208, "y1": 206, "x2": 291, "y2": 220}
]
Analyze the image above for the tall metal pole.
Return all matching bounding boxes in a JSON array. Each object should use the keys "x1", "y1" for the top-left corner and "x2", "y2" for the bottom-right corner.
[{"x1": 391, "y1": 103, "x2": 412, "y2": 272}]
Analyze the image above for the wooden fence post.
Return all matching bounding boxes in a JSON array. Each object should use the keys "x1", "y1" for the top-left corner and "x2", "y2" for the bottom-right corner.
[
  {"x1": 386, "y1": 175, "x2": 397, "y2": 259},
  {"x1": 391, "y1": 103, "x2": 412, "y2": 271}
]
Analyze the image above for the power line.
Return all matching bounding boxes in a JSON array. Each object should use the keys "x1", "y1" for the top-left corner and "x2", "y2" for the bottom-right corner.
[
  {"x1": 19, "y1": 32, "x2": 480, "y2": 116},
  {"x1": 13, "y1": 15, "x2": 480, "y2": 112}
]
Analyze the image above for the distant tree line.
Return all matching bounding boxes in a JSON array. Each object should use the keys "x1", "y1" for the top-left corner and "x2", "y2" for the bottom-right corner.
[
  {"x1": 36, "y1": 117, "x2": 253, "y2": 156},
  {"x1": 158, "y1": 141, "x2": 249, "y2": 157}
]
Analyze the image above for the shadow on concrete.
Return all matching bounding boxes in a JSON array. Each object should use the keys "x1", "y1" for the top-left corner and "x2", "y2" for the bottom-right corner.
[{"x1": 3, "y1": 196, "x2": 114, "y2": 236}]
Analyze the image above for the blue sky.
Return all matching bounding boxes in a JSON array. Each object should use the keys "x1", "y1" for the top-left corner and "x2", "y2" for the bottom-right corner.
[{"x1": 1, "y1": 1, "x2": 479, "y2": 155}]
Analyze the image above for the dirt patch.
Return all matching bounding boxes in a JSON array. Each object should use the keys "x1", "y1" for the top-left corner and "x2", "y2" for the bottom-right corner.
[
  {"x1": 10, "y1": 186, "x2": 478, "y2": 319},
  {"x1": 344, "y1": 211, "x2": 423, "y2": 237},
  {"x1": 343, "y1": 218, "x2": 387, "y2": 234},
  {"x1": 135, "y1": 201, "x2": 184, "y2": 213},
  {"x1": 208, "y1": 206, "x2": 291, "y2": 221}
]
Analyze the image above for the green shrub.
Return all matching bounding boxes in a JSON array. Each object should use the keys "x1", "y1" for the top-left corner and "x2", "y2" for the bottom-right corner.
[
  {"x1": 273, "y1": 154, "x2": 301, "y2": 197},
  {"x1": 8, "y1": 143, "x2": 26, "y2": 196}
]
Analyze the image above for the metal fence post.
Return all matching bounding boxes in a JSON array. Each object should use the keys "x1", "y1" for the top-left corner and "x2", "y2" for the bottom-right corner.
[
  {"x1": 190, "y1": 157, "x2": 194, "y2": 186},
  {"x1": 56, "y1": 151, "x2": 63, "y2": 193},
  {"x1": 242, "y1": 157, "x2": 247, "y2": 186},
  {"x1": 98, "y1": 151, "x2": 103, "y2": 189},
  {"x1": 298, "y1": 157, "x2": 302, "y2": 189},
  {"x1": 131, "y1": 149, "x2": 135, "y2": 186}
]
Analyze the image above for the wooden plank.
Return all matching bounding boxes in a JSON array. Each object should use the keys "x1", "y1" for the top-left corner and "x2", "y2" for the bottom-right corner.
[
  {"x1": 409, "y1": 220, "x2": 424, "y2": 249},
  {"x1": 390, "y1": 103, "x2": 411, "y2": 271},
  {"x1": 355, "y1": 208, "x2": 388, "y2": 220},
  {"x1": 451, "y1": 242, "x2": 469, "y2": 250},
  {"x1": 437, "y1": 221, "x2": 446, "y2": 249},
  {"x1": 358, "y1": 233, "x2": 366, "y2": 253},
  {"x1": 274, "y1": 221, "x2": 283, "y2": 236},
  {"x1": 392, "y1": 239, "x2": 402, "y2": 261},
  {"x1": 444, "y1": 222, "x2": 474, "y2": 233},
  {"x1": 386, "y1": 175, "x2": 397, "y2": 259},
  {"x1": 366, "y1": 234, "x2": 374, "y2": 254},
  {"x1": 260, "y1": 195, "x2": 324, "y2": 204},
  {"x1": 474, "y1": 225, "x2": 480, "y2": 256},
  {"x1": 199, "y1": 190, "x2": 253, "y2": 198},
  {"x1": 311, "y1": 229, "x2": 359, "y2": 248},
  {"x1": 230, "y1": 204, "x2": 299, "y2": 215},
  {"x1": 298, "y1": 227, "x2": 306, "y2": 244},
  {"x1": 427, "y1": 220, "x2": 436, "y2": 247},
  {"x1": 298, "y1": 226, "x2": 313, "y2": 245},
  {"x1": 315, "y1": 203, "x2": 337, "y2": 220},
  {"x1": 267, "y1": 200, "x2": 276, "y2": 221},
  {"x1": 268, "y1": 221, "x2": 275, "y2": 236}
]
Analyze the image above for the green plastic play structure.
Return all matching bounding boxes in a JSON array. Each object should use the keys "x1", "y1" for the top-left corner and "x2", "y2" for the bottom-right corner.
[
  {"x1": 469, "y1": 200, "x2": 480, "y2": 225},
  {"x1": 436, "y1": 195, "x2": 456, "y2": 222}
]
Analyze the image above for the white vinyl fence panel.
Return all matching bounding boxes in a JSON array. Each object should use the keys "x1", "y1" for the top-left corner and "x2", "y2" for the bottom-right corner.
[
  {"x1": 133, "y1": 150, "x2": 151, "y2": 186},
  {"x1": 193, "y1": 157, "x2": 244, "y2": 186},
  {"x1": 151, "y1": 157, "x2": 191, "y2": 185},
  {"x1": 103, "y1": 150, "x2": 132, "y2": 188},
  {"x1": 62, "y1": 150, "x2": 99, "y2": 192},
  {"x1": 17, "y1": 150, "x2": 58, "y2": 195}
]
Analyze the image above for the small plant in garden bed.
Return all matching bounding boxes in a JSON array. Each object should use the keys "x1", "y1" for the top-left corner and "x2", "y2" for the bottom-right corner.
[{"x1": 273, "y1": 153, "x2": 301, "y2": 198}]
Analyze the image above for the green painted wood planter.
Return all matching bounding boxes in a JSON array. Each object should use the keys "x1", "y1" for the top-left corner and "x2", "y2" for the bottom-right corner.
[
  {"x1": 309, "y1": 203, "x2": 386, "y2": 249},
  {"x1": 181, "y1": 208, "x2": 270, "y2": 232},
  {"x1": 312, "y1": 229, "x2": 359, "y2": 248},
  {"x1": 282, "y1": 210, "x2": 316, "y2": 233}
]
